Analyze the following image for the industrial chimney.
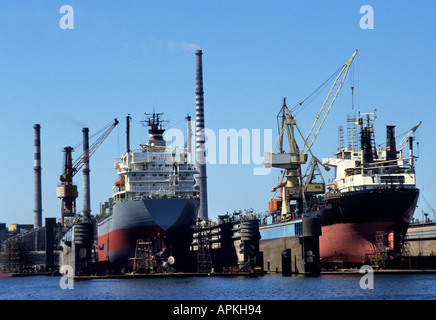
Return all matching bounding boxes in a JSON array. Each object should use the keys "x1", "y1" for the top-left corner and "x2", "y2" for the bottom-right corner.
[
  {"x1": 195, "y1": 49, "x2": 208, "y2": 220},
  {"x1": 33, "y1": 124, "x2": 42, "y2": 229},
  {"x1": 82, "y1": 128, "x2": 91, "y2": 219}
]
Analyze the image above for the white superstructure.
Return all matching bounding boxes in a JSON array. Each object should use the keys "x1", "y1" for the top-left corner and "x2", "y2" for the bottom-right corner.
[
  {"x1": 324, "y1": 148, "x2": 416, "y2": 193},
  {"x1": 112, "y1": 113, "x2": 199, "y2": 204},
  {"x1": 323, "y1": 112, "x2": 419, "y2": 194}
]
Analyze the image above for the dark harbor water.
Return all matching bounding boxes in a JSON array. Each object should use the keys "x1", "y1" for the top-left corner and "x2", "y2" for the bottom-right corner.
[{"x1": 1, "y1": 273, "x2": 435, "y2": 300}]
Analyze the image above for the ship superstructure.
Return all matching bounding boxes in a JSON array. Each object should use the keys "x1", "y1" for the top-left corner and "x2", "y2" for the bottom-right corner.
[
  {"x1": 324, "y1": 112, "x2": 419, "y2": 195},
  {"x1": 97, "y1": 113, "x2": 200, "y2": 269},
  {"x1": 112, "y1": 112, "x2": 199, "y2": 204},
  {"x1": 309, "y1": 112, "x2": 421, "y2": 264}
]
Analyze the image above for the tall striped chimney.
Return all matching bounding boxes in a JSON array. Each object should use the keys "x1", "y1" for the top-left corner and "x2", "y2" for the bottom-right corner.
[
  {"x1": 82, "y1": 127, "x2": 91, "y2": 219},
  {"x1": 33, "y1": 124, "x2": 42, "y2": 229},
  {"x1": 195, "y1": 49, "x2": 208, "y2": 220}
]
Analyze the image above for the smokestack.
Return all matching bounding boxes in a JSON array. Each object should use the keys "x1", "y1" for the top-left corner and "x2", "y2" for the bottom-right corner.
[
  {"x1": 195, "y1": 49, "x2": 208, "y2": 220},
  {"x1": 82, "y1": 128, "x2": 91, "y2": 219},
  {"x1": 386, "y1": 125, "x2": 397, "y2": 162},
  {"x1": 33, "y1": 124, "x2": 42, "y2": 229}
]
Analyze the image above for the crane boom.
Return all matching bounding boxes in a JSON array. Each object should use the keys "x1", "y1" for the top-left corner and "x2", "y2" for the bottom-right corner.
[
  {"x1": 58, "y1": 118, "x2": 119, "y2": 222},
  {"x1": 72, "y1": 119, "x2": 119, "y2": 176},
  {"x1": 301, "y1": 50, "x2": 357, "y2": 155},
  {"x1": 60, "y1": 119, "x2": 119, "y2": 183},
  {"x1": 266, "y1": 50, "x2": 357, "y2": 221},
  {"x1": 397, "y1": 121, "x2": 422, "y2": 153}
]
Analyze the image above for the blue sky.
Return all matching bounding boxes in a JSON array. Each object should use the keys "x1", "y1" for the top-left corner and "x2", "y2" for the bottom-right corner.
[{"x1": 0, "y1": 1, "x2": 435, "y2": 225}]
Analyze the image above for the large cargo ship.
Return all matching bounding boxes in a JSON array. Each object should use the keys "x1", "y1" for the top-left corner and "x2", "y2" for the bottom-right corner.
[
  {"x1": 309, "y1": 112, "x2": 420, "y2": 265},
  {"x1": 97, "y1": 113, "x2": 200, "y2": 269},
  {"x1": 258, "y1": 51, "x2": 421, "y2": 268},
  {"x1": 260, "y1": 109, "x2": 420, "y2": 267}
]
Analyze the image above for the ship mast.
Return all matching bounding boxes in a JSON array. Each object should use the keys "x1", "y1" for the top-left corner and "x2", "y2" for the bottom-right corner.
[{"x1": 141, "y1": 111, "x2": 168, "y2": 151}]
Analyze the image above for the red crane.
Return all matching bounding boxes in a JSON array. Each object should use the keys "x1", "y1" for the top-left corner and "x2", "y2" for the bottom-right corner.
[{"x1": 57, "y1": 119, "x2": 119, "y2": 224}]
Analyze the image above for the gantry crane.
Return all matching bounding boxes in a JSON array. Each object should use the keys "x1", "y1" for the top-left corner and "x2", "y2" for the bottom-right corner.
[
  {"x1": 57, "y1": 119, "x2": 119, "y2": 224},
  {"x1": 266, "y1": 50, "x2": 357, "y2": 220}
]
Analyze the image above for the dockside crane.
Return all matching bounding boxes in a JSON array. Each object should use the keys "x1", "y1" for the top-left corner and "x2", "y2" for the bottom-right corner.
[
  {"x1": 266, "y1": 50, "x2": 357, "y2": 220},
  {"x1": 397, "y1": 121, "x2": 421, "y2": 156},
  {"x1": 57, "y1": 119, "x2": 119, "y2": 224}
]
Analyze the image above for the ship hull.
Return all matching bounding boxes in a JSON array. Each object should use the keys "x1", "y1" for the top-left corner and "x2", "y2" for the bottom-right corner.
[
  {"x1": 319, "y1": 221, "x2": 394, "y2": 263},
  {"x1": 312, "y1": 187, "x2": 419, "y2": 264},
  {"x1": 97, "y1": 198, "x2": 199, "y2": 267}
]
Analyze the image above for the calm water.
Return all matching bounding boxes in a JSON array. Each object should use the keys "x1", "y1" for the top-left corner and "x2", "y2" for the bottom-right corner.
[{"x1": 1, "y1": 273, "x2": 435, "y2": 300}]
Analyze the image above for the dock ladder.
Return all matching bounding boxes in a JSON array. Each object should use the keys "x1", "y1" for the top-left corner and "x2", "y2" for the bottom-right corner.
[
  {"x1": 132, "y1": 239, "x2": 154, "y2": 273},
  {"x1": 197, "y1": 234, "x2": 212, "y2": 273}
]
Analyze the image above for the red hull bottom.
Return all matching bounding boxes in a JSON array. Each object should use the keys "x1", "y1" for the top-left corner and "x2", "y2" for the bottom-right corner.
[
  {"x1": 319, "y1": 222, "x2": 394, "y2": 264},
  {"x1": 98, "y1": 225, "x2": 165, "y2": 264}
]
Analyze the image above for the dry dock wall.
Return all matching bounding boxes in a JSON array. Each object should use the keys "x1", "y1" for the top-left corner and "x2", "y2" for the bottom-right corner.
[
  {"x1": 404, "y1": 222, "x2": 436, "y2": 268},
  {"x1": 260, "y1": 237, "x2": 304, "y2": 274},
  {"x1": 259, "y1": 217, "x2": 321, "y2": 275}
]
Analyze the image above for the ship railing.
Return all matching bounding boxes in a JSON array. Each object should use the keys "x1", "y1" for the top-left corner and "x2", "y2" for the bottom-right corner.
[
  {"x1": 113, "y1": 194, "x2": 199, "y2": 205},
  {"x1": 131, "y1": 145, "x2": 188, "y2": 153},
  {"x1": 126, "y1": 176, "x2": 195, "y2": 182},
  {"x1": 114, "y1": 189, "x2": 199, "y2": 199},
  {"x1": 345, "y1": 160, "x2": 414, "y2": 177},
  {"x1": 126, "y1": 184, "x2": 198, "y2": 192},
  {"x1": 130, "y1": 190, "x2": 199, "y2": 199},
  {"x1": 195, "y1": 212, "x2": 261, "y2": 229},
  {"x1": 117, "y1": 165, "x2": 196, "y2": 174},
  {"x1": 130, "y1": 148, "x2": 191, "y2": 163},
  {"x1": 258, "y1": 210, "x2": 304, "y2": 226}
]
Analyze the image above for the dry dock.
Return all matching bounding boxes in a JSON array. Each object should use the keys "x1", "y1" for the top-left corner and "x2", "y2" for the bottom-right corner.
[{"x1": 73, "y1": 271, "x2": 265, "y2": 280}]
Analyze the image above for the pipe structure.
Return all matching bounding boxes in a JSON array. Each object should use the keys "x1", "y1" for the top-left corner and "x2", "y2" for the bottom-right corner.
[
  {"x1": 82, "y1": 128, "x2": 91, "y2": 219},
  {"x1": 409, "y1": 136, "x2": 414, "y2": 172},
  {"x1": 33, "y1": 124, "x2": 42, "y2": 229},
  {"x1": 126, "y1": 114, "x2": 131, "y2": 153},
  {"x1": 195, "y1": 49, "x2": 208, "y2": 220},
  {"x1": 186, "y1": 115, "x2": 192, "y2": 161}
]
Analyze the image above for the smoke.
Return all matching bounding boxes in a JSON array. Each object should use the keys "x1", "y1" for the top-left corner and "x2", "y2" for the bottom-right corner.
[
  {"x1": 155, "y1": 39, "x2": 201, "y2": 52},
  {"x1": 51, "y1": 111, "x2": 88, "y2": 128},
  {"x1": 180, "y1": 42, "x2": 201, "y2": 52}
]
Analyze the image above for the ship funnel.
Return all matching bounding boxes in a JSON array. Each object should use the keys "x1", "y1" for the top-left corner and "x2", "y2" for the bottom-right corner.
[
  {"x1": 195, "y1": 49, "x2": 209, "y2": 220},
  {"x1": 33, "y1": 124, "x2": 42, "y2": 229},
  {"x1": 145, "y1": 112, "x2": 166, "y2": 149},
  {"x1": 386, "y1": 125, "x2": 397, "y2": 162}
]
